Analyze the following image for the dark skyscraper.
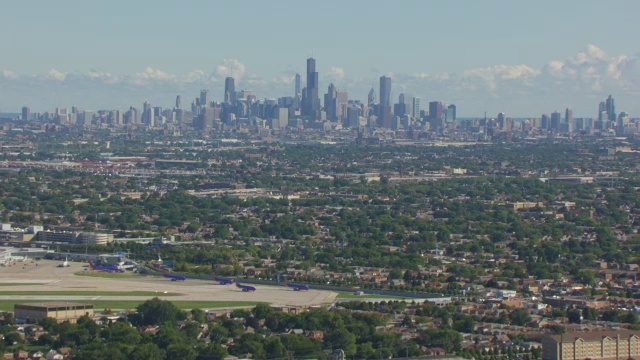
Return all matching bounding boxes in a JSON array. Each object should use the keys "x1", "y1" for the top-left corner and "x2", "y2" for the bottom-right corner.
[
  {"x1": 175, "y1": 96, "x2": 181, "y2": 109},
  {"x1": 605, "y1": 95, "x2": 616, "y2": 121},
  {"x1": 428, "y1": 101, "x2": 443, "y2": 120},
  {"x1": 541, "y1": 114, "x2": 550, "y2": 129},
  {"x1": 22, "y1": 106, "x2": 30, "y2": 121},
  {"x1": 303, "y1": 58, "x2": 320, "y2": 119},
  {"x1": 379, "y1": 76, "x2": 391, "y2": 128},
  {"x1": 200, "y1": 90, "x2": 209, "y2": 107},
  {"x1": 324, "y1": 83, "x2": 338, "y2": 121},
  {"x1": 550, "y1": 110, "x2": 562, "y2": 131},
  {"x1": 224, "y1": 77, "x2": 236, "y2": 105},
  {"x1": 143, "y1": 101, "x2": 153, "y2": 127}
]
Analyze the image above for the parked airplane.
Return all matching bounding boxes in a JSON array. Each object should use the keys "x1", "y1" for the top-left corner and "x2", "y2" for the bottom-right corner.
[
  {"x1": 88, "y1": 261, "x2": 124, "y2": 273},
  {"x1": 284, "y1": 278, "x2": 309, "y2": 291},
  {"x1": 212, "y1": 273, "x2": 234, "y2": 285},
  {"x1": 57, "y1": 257, "x2": 70, "y2": 268},
  {"x1": 235, "y1": 277, "x2": 256, "y2": 292},
  {"x1": 162, "y1": 269, "x2": 186, "y2": 281}
]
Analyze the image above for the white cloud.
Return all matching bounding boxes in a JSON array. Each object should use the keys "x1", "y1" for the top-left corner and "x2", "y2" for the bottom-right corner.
[
  {"x1": 132, "y1": 67, "x2": 176, "y2": 84},
  {"x1": 183, "y1": 69, "x2": 206, "y2": 83},
  {"x1": 272, "y1": 74, "x2": 295, "y2": 85},
  {"x1": 1, "y1": 70, "x2": 18, "y2": 79},
  {"x1": 215, "y1": 59, "x2": 246, "y2": 79},
  {"x1": 45, "y1": 69, "x2": 67, "y2": 81},
  {"x1": 327, "y1": 66, "x2": 346, "y2": 81},
  {"x1": 244, "y1": 75, "x2": 266, "y2": 86},
  {"x1": 463, "y1": 64, "x2": 540, "y2": 80}
]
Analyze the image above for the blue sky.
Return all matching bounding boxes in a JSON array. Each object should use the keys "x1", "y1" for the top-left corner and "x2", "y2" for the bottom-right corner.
[{"x1": 1, "y1": 0, "x2": 639, "y2": 116}]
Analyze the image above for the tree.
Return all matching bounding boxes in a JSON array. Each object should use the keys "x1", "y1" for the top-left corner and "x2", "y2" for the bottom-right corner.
[
  {"x1": 420, "y1": 328, "x2": 462, "y2": 353},
  {"x1": 104, "y1": 321, "x2": 141, "y2": 344},
  {"x1": 166, "y1": 343, "x2": 197, "y2": 360},
  {"x1": 508, "y1": 308, "x2": 531, "y2": 326},
  {"x1": 129, "y1": 343, "x2": 166, "y2": 360},
  {"x1": 130, "y1": 298, "x2": 183, "y2": 326},
  {"x1": 251, "y1": 303, "x2": 273, "y2": 319},
  {"x1": 208, "y1": 324, "x2": 229, "y2": 344},
  {"x1": 325, "y1": 328, "x2": 357, "y2": 356},
  {"x1": 567, "y1": 309, "x2": 582, "y2": 324},
  {"x1": 197, "y1": 343, "x2": 228, "y2": 360},
  {"x1": 264, "y1": 337, "x2": 286, "y2": 360},
  {"x1": 190, "y1": 308, "x2": 206, "y2": 324}
]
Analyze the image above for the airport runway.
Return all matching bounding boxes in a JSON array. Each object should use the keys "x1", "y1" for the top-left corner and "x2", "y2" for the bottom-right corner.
[{"x1": 0, "y1": 260, "x2": 338, "y2": 307}]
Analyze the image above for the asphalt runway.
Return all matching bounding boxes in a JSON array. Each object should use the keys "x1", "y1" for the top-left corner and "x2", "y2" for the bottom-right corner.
[{"x1": 0, "y1": 259, "x2": 337, "y2": 307}]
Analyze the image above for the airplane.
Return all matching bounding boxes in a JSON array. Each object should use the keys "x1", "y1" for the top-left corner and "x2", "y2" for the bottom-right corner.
[
  {"x1": 212, "y1": 273, "x2": 234, "y2": 285},
  {"x1": 162, "y1": 269, "x2": 186, "y2": 281},
  {"x1": 88, "y1": 261, "x2": 124, "y2": 273},
  {"x1": 284, "y1": 278, "x2": 309, "y2": 291},
  {"x1": 57, "y1": 257, "x2": 70, "y2": 268},
  {"x1": 235, "y1": 277, "x2": 256, "y2": 292}
]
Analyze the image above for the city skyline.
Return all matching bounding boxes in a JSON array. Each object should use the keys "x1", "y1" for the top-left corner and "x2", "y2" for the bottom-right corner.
[{"x1": 0, "y1": 1, "x2": 638, "y2": 116}]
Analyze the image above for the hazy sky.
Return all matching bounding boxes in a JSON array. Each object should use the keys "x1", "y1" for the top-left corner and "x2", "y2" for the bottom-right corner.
[{"x1": 1, "y1": 0, "x2": 639, "y2": 116}]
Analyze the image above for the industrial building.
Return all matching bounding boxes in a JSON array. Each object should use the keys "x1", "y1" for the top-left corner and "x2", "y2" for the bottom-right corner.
[{"x1": 14, "y1": 302, "x2": 94, "y2": 323}]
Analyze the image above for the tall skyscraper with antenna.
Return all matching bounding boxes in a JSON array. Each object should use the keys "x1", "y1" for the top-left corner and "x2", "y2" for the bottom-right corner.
[{"x1": 302, "y1": 57, "x2": 320, "y2": 119}]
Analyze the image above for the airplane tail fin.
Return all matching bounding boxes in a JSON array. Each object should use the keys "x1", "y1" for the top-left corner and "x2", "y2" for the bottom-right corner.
[{"x1": 88, "y1": 261, "x2": 96, "y2": 270}]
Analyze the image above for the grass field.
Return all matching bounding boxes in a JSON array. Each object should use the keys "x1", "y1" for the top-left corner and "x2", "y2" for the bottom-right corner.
[
  {"x1": 0, "y1": 291, "x2": 181, "y2": 296},
  {"x1": 0, "y1": 300, "x2": 262, "y2": 312},
  {"x1": 336, "y1": 292, "x2": 406, "y2": 299},
  {"x1": 74, "y1": 272, "x2": 140, "y2": 279}
]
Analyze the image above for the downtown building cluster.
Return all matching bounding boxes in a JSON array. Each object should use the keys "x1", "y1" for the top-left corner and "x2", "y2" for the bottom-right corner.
[{"x1": 14, "y1": 58, "x2": 637, "y2": 140}]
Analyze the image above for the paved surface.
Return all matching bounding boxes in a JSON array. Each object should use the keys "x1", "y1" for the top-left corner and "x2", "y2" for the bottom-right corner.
[{"x1": 0, "y1": 260, "x2": 338, "y2": 307}]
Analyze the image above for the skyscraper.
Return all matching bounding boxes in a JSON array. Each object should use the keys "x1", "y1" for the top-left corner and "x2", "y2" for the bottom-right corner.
[
  {"x1": 550, "y1": 111, "x2": 562, "y2": 131},
  {"x1": 175, "y1": 96, "x2": 181, "y2": 109},
  {"x1": 21, "y1": 106, "x2": 30, "y2": 121},
  {"x1": 143, "y1": 101, "x2": 153, "y2": 127},
  {"x1": 379, "y1": 76, "x2": 391, "y2": 128},
  {"x1": 497, "y1": 112, "x2": 506, "y2": 129},
  {"x1": 295, "y1": 73, "x2": 301, "y2": 98},
  {"x1": 367, "y1": 88, "x2": 376, "y2": 106},
  {"x1": 541, "y1": 114, "x2": 549, "y2": 129},
  {"x1": 605, "y1": 95, "x2": 616, "y2": 121},
  {"x1": 224, "y1": 77, "x2": 236, "y2": 105},
  {"x1": 302, "y1": 58, "x2": 320, "y2": 119},
  {"x1": 412, "y1": 97, "x2": 421, "y2": 119},
  {"x1": 565, "y1": 107, "x2": 573, "y2": 133},
  {"x1": 428, "y1": 101, "x2": 443, "y2": 120},
  {"x1": 200, "y1": 89, "x2": 209, "y2": 107},
  {"x1": 336, "y1": 91, "x2": 348, "y2": 123},
  {"x1": 446, "y1": 104, "x2": 456, "y2": 122},
  {"x1": 324, "y1": 83, "x2": 338, "y2": 121}
]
